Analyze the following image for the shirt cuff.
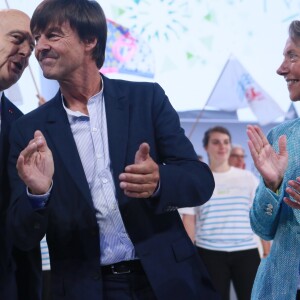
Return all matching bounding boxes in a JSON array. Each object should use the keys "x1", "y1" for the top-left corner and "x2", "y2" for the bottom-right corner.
[
  {"x1": 151, "y1": 180, "x2": 160, "y2": 197},
  {"x1": 27, "y1": 181, "x2": 53, "y2": 209}
]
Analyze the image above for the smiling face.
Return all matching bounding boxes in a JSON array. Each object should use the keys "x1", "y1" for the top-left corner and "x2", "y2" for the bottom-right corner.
[
  {"x1": 0, "y1": 10, "x2": 34, "y2": 91},
  {"x1": 34, "y1": 22, "x2": 92, "y2": 82},
  {"x1": 277, "y1": 37, "x2": 300, "y2": 101}
]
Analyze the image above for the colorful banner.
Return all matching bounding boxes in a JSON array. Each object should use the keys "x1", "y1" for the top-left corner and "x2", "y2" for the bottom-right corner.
[{"x1": 101, "y1": 19, "x2": 155, "y2": 78}]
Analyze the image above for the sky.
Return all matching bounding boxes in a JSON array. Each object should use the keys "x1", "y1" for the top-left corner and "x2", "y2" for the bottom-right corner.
[{"x1": 1, "y1": 0, "x2": 300, "y2": 121}]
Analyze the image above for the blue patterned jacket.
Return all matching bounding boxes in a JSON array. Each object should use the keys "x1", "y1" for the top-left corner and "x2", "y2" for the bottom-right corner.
[{"x1": 250, "y1": 118, "x2": 300, "y2": 300}]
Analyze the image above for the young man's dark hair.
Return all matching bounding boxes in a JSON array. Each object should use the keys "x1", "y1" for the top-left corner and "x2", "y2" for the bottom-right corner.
[{"x1": 202, "y1": 126, "x2": 232, "y2": 148}]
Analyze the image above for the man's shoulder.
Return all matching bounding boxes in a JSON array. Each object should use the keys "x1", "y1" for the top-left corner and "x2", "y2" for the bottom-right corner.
[
  {"x1": 103, "y1": 76, "x2": 168, "y2": 109},
  {"x1": 14, "y1": 96, "x2": 59, "y2": 127},
  {"x1": 103, "y1": 75, "x2": 161, "y2": 92}
]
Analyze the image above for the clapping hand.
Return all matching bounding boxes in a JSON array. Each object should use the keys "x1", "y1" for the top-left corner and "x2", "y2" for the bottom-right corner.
[
  {"x1": 247, "y1": 125, "x2": 288, "y2": 192},
  {"x1": 284, "y1": 178, "x2": 300, "y2": 209},
  {"x1": 119, "y1": 143, "x2": 159, "y2": 198},
  {"x1": 17, "y1": 130, "x2": 54, "y2": 195}
]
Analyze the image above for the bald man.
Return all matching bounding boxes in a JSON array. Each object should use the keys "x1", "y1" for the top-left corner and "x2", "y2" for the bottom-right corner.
[{"x1": 0, "y1": 9, "x2": 41, "y2": 300}]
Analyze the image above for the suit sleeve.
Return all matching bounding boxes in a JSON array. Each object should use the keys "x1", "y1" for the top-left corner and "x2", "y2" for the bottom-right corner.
[
  {"x1": 7, "y1": 121, "x2": 48, "y2": 251},
  {"x1": 147, "y1": 83, "x2": 215, "y2": 213}
]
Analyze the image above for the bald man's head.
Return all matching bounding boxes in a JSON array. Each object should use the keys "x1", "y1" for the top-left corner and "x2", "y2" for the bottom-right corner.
[
  {"x1": 0, "y1": 9, "x2": 34, "y2": 91},
  {"x1": 229, "y1": 145, "x2": 246, "y2": 169}
]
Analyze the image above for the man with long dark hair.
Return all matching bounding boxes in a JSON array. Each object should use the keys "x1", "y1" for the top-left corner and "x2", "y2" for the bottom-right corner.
[{"x1": 8, "y1": 1, "x2": 219, "y2": 299}]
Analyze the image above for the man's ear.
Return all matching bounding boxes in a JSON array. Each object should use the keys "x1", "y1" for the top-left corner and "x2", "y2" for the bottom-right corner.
[{"x1": 85, "y1": 37, "x2": 97, "y2": 51}]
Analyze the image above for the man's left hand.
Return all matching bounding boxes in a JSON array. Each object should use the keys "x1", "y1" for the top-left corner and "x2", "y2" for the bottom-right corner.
[{"x1": 119, "y1": 143, "x2": 159, "y2": 198}]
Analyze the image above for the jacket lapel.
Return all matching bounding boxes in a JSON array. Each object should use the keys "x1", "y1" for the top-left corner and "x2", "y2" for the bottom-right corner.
[
  {"x1": 0, "y1": 96, "x2": 5, "y2": 184},
  {"x1": 0, "y1": 96, "x2": 5, "y2": 197},
  {"x1": 0, "y1": 95, "x2": 22, "y2": 189},
  {"x1": 102, "y1": 76, "x2": 129, "y2": 201},
  {"x1": 0, "y1": 94, "x2": 23, "y2": 212},
  {"x1": 1, "y1": 94, "x2": 21, "y2": 124},
  {"x1": 45, "y1": 93, "x2": 93, "y2": 206}
]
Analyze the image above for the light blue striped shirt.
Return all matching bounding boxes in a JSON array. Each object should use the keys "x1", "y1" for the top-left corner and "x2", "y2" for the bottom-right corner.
[
  {"x1": 40, "y1": 236, "x2": 50, "y2": 271},
  {"x1": 62, "y1": 79, "x2": 136, "y2": 265}
]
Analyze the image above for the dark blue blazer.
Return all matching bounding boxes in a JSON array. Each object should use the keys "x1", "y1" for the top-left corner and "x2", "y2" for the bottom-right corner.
[
  {"x1": 8, "y1": 76, "x2": 219, "y2": 300},
  {"x1": 1, "y1": 94, "x2": 42, "y2": 300}
]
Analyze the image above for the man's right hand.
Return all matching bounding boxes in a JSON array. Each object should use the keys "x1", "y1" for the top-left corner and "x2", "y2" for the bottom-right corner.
[
  {"x1": 246, "y1": 125, "x2": 288, "y2": 192},
  {"x1": 17, "y1": 130, "x2": 54, "y2": 195}
]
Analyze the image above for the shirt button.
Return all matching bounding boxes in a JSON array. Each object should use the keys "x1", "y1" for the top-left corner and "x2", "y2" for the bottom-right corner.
[
  {"x1": 92, "y1": 127, "x2": 98, "y2": 132},
  {"x1": 102, "y1": 177, "x2": 108, "y2": 184}
]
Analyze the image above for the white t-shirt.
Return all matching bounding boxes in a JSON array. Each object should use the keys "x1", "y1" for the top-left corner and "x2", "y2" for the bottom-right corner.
[
  {"x1": 183, "y1": 167, "x2": 259, "y2": 252},
  {"x1": 178, "y1": 206, "x2": 195, "y2": 216}
]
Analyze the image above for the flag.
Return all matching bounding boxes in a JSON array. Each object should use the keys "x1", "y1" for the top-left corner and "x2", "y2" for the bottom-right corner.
[
  {"x1": 101, "y1": 19, "x2": 155, "y2": 79},
  {"x1": 206, "y1": 55, "x2": 284, "y2": 125},
  {"x1": 5, "y1": 83, "x2": 23, "y2": 106}
]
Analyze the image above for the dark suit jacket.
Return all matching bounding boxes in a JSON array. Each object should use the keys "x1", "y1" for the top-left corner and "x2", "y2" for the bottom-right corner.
[
  {"x1": 8, "y1": 76, "x2": 219, "y2": 300},
  {"x1": 0, "y1": 94, "x2": 42, "y2": 300}
]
